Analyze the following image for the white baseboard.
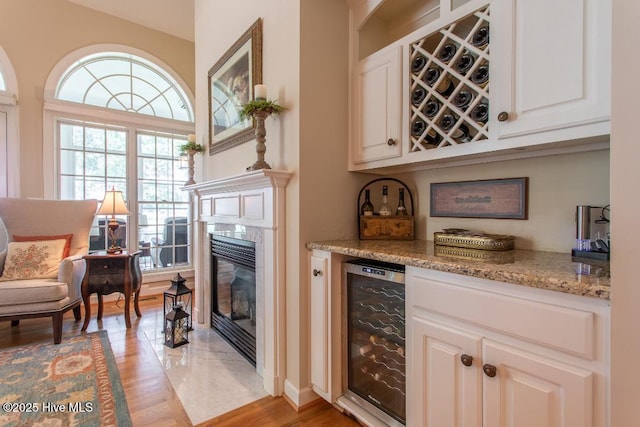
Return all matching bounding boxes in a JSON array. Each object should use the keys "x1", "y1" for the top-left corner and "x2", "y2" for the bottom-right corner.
[{"x1": 283, "y1": 380, "x2": 319, "y2": 409}]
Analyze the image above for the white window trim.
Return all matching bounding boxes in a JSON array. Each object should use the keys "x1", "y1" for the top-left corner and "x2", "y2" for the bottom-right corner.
[{"x1": 0, "y1": 46, "x2": 20, "y2": 197}]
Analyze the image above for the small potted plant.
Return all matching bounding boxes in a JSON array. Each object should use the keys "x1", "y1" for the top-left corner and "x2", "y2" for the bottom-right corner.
[
  {"x1": 239, "y1": 99, "x2": 286, "y2": 120},
  {"x1": 179, "y1": 134, "x2": 205, "y2": 155}
]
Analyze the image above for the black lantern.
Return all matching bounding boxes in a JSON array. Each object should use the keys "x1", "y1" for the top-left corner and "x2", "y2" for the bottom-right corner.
[
  {"x1": 164, "y1": 273, "x2": 193, "y2": 331},
  {"x1": 164, "y1": 303, "x2": 189, "y2": 348}
]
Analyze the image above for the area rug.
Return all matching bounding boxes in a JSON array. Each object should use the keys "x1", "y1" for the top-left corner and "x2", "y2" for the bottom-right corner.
[{"x1": 0, "y1": 330, "x2": 132, "y2": 427}]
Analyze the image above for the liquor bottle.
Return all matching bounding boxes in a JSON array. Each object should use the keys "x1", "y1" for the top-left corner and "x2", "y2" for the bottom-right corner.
[
  {"x1": 470, "y1": 63, "x2": 489, "y2": 88},
  {"x1": 440, "y1": 113, "x2": 458, "y2": 132},
  {"x1": 470, "y1": 100, "x2": 489, "y2": 124},
  {"x1": 411, "y1": 86, "x2": 427, "y2": 106},
  {"x1": 360, "y1": 189, "x2": 374, "y2": 216},
  {"x1": 424, "y1": 68, "x2": 454, "y2": 97},
  {"x1": 395, "y1": 188, "x2": 408, "y2": 216},
  {"x1": 423, "y1": 99, "x2": 441, "y2": 119},
  {"x1": 411, "y1": 54, "x2": 427, "y2": 74},
  {"x1": 379, "y1": 185, "x2": 392, "y2": 216},
  {"x1": 451, "y1": 123, "x2": 471, "y2": 143},
  {"x1": 425, "y1": 128, "x2": 442, "y2": 147},
  {"x1": 411, "y1": 117, "x2": 426, "y2": 137}
]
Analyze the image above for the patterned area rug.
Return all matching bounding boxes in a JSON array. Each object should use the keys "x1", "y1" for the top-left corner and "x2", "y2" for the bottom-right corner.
[{"x1": 0, "y1": 330, "x2": 132, "y2": 426}]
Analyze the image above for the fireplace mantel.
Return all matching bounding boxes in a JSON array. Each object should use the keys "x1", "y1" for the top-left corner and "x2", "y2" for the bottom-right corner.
[{"x1": 185, "y1": 169, "x2": 291, "y2": 397}]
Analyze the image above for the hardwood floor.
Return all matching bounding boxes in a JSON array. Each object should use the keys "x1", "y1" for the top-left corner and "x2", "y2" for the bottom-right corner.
[{"x1": 0, "y1": 295, "x2": 360, "y2": 427}]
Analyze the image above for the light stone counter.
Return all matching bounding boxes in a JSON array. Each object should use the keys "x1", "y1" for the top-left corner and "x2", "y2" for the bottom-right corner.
[{"x1": 306, "y1": 239, "x2": 610, "y2": 300}]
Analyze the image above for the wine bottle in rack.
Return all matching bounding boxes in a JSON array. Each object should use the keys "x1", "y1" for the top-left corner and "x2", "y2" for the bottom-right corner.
[
  {"x1": 379, "y1": 185, "x2": 392, "y2": 216},
  {"x1": 360, "y1": 189, "x2": 374, "y2": 216},
  {"x1": 452, "y1": 89, "x2": 475, "y2": 111},
  {"x1": 425, "y1": 128, "x2": 442, "y2": 147},
  {"x1": 454, "y1": 51, "x2": 475, "y2": 75},
  {"x1": 411, "y1": 86, "x2": 427, "y2": 106},
  {"x1": 440, "y1": 113, "x2": 458, "y2": 132},
  {"x1": 437, "y1": 42, "x2": 457, "y2": 63},
  {"x1": 451, "y1": 123, "x2": 471, "y2": 143},
  {"x1": 411, "y1": 54, "x2": 427, "y2": 74},
  {"x1": 423, "y1": 99, "x2": 442, "y2": 119},
  {"x1": 470, "y1": 100, "x2": 489, "y2": 124},
  {"x1": 471, "y1": 25, "x2": 490, "y2": 50},
  {"x1": 411, "y1": 117, "x2": 427, "y2": 136},
  {"x1": 424, "y1": 68, "x2": 454, "y2": 97},
  {"x1": 470, "y1": 63, "x2": 489, "y2": 88},
  {"x1": 395, "y1": 188, "x2": 408, "y2": 216}
]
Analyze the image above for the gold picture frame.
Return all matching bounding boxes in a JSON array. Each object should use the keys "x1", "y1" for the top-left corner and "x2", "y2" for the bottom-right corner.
[{"x1": 208, "y1": 18, "x2": 262, "y2": 155}]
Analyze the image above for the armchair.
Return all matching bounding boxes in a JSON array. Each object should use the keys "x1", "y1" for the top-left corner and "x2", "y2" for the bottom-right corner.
[{"x1": 0, "y1": 198, "x2": 98, "y2": 343}]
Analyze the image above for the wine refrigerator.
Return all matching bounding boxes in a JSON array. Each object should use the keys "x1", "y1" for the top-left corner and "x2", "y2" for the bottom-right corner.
[{"x1": 342, "y1": 259, "x2": 406, "y2": 426}]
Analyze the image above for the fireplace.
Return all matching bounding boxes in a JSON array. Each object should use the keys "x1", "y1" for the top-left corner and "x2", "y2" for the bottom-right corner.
[{"x1": 211, "y1": 234, "x2": 257, "y2": 365}]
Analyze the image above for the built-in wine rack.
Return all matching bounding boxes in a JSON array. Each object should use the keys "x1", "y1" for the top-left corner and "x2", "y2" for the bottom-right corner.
[
  {"x1": 349, "y1": 275, "x2": 406, "y2": 422},
  {"x1": 410, "y1": 5, "x2": 490, "y2": 152}
]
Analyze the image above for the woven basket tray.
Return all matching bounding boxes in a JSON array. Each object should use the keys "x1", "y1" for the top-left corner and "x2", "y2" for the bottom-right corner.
[{"x1": 434, "y1": 230, "x2": 514, "y2": 251}]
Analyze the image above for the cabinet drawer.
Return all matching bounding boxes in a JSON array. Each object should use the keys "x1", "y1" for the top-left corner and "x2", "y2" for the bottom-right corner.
[
  {"x1": 409, "y1": 270, "x2": 598, "y2": 359},
  {"x1": 87, "y1": 274, "x2": 122, "y2": 294},
  {"x1": 88, "y1": 258, "x2": 124, "y2": 274}
]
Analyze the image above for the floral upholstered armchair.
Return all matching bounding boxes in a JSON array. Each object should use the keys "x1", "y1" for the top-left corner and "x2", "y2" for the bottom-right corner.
[{"x1": 0, "y1": 198, "x2": 98, "y2": 343}]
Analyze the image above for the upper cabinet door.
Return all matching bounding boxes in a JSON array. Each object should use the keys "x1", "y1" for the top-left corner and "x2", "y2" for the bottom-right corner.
[
  {"x1": 490, "y1": 0, "x2": 611, "y2": 140},
  {"x1": 351, "y1": 45, "x2": 403, "y2": 164}
]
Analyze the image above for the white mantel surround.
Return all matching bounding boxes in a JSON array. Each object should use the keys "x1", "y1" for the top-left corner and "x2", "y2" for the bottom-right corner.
[{"x1": 185, "y1": 169, "x2": 291, "y2": 397}]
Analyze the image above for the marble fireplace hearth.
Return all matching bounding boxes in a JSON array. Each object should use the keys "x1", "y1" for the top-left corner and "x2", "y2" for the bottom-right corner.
[{"x1": 185, "y1": 169, "x2": 291, "y2": 396}]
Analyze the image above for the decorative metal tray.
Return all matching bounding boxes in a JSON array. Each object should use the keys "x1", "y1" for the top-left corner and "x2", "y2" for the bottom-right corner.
[
  {"x1": 434, "y1": 229, "x2": 514, "y2": 251},
  {"x1": 434, "y1": 244, "x2": 515, "y2": 263}
]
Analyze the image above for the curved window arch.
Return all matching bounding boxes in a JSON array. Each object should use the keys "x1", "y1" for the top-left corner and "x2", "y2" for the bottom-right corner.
[
  {"x1": 56, "y1": 52, "x2": 193, "y2": 122},
  {"x1": 45, "y1": 45, "x2": 195, "y2": 275}
]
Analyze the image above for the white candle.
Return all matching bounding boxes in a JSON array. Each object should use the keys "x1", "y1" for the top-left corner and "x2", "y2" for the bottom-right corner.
[
  {"x1": 187, "y1": 134, "x2": 196, "y2": 143},
  {"x1": 254, "y1": 84, "x2": 267, "y2": 100}
]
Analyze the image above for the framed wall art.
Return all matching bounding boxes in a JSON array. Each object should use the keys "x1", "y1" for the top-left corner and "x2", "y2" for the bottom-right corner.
[
  {"x1": 430, "y1": 177, "x2": 529, "y2": 219},
  {"x1": 208, "y1": 18, "x2": 262, "y2": 155}
]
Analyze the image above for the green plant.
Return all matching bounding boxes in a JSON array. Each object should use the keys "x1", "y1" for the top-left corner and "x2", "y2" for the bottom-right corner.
[
  {"x1": 179, "y1": 142, "x2": 205, "y2": 154},
  {"x1": 239, "y1": 99, "x2": 286, "y2": 120}
]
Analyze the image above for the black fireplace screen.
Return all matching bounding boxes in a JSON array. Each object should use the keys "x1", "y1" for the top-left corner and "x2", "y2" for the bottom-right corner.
[{"x1": 210, "y1": 234, "x2": 256, "y2": 365}]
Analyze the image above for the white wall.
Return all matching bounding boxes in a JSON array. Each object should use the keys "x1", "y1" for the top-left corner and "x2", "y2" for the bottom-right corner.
[{"x1": 611, "y1": 1, "x2": 640, "y2": 425}]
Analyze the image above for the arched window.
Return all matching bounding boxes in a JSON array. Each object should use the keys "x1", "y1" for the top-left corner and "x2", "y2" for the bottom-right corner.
[
  {"x1": 0, "y1": 45, "x2": 19, "y2": 199},
  {"x1": 45, "y1": 46, "x2": 195, "y2": 275}
]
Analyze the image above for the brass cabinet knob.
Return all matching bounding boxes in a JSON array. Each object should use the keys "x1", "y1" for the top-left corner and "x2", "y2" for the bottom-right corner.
[
  {"x1": 497, "y1": 111, "x2": 509, "y2": 122},
  {"x1": 483, "y1": 363, "x2": 497, "y2": 377},
  {"x1": 387, "y1": 138, "x2": 397, "y2": 146},
  {"x1": 312, "y1": 269, "x2": 322, "y2": 277},
  {"x1": 461, "y1": 354, "x2": 473, "y2": 367}
]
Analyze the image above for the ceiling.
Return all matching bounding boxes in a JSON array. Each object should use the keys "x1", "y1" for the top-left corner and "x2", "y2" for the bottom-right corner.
[{"x1": 67, "y1": 0, "x2": 195, "y2": 42}]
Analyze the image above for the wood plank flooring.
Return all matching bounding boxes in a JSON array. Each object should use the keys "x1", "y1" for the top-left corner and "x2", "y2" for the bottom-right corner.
[{"x1": 0, "y1": 296, "x2": 360, "y2": 427}]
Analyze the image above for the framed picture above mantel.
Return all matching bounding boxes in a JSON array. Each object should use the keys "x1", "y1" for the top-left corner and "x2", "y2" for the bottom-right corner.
[
  {"x1": 208, "y1": 18, "x2": 263, "y2": 155},
  {"x1": 430, "y1": 177, "x2": 529, "y2": 219}
]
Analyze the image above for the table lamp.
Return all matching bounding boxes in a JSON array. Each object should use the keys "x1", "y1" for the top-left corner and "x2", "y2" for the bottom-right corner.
[{"x1": 97, "y1": 187, "x2": 131, "y2": 254}]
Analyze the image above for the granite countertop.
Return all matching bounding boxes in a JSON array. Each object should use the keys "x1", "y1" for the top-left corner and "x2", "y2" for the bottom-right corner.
[{"x1": 306, "y1": 239, "x2": 611, "y2": 300}]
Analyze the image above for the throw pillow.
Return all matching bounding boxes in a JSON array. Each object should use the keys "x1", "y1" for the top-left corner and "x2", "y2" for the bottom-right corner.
[
  {"x1": 13, "y1": 233, "x2": 74, "y2": 258},
  {"x1": 0, "y1": 239, "x2": 67, "y2": 281}
]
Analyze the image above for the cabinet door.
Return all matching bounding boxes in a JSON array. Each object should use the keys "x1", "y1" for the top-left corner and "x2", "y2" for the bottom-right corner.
[
  {"x1": 310, "y1": 254, "x2": 330, "y2": 398},
  {"x1": 408, "y1": 316, "x2": 483, "y2": 427},
  {"x1": 491, "y1": 0, "x2": 610, "y2": 139},
  {"x1": 483, "y1": 340, "x2": 594, "y2": 427},
  {"x1": 352, "y1": 45, "x2": 402, "y2": 164}
]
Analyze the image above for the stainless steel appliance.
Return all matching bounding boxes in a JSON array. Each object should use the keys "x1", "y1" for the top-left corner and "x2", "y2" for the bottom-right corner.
[
  {"x1": 571, "y1": 205, "x2": 610, "y2": 260},
  {"x1": 340, "y1": 259, "x2": 406, "y2": 426}
]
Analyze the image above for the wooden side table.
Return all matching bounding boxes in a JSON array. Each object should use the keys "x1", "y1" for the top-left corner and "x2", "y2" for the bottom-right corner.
[{"x1": 81, "y1": 251, "x2": 142, "y2": 331}]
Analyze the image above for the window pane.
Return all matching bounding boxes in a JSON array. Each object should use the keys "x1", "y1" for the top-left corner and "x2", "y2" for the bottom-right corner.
[
  {"x1": 60, "y1": 149, "x2": 83, "y2": 175},
  {"x1": 86, "y1": 127, "x2": 105, "y2": 150},
  {"x1": 107, "y1": 130, "x2": 126, "y2": 152},
  {"x1": 138, "y1": 134, "x2": 156, "y2": 156},
  {"x1": 156, "y1": 136, "x2": 171, "y2": 157},
  {"x1": 139, "y1": 157, "x2": 157, "y2": 180},
  {"x1": 107, "y1": 153, "x2": 126, "y2": 177},
  {"x1": 60, "y1": 175, "x2": 83, "y2": 200},
  {"x1": 85, "y1": 152, "x2": 105, "y2": 176}
]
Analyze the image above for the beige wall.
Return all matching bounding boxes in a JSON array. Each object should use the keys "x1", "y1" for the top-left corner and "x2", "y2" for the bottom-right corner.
[{"x1": 0, "y1": 0, "x2": 195, "y2": 197}]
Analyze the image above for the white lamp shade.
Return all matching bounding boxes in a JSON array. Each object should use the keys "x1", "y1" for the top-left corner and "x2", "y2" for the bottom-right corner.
[{"x1": 97, "y1": 188, "x2": 131, "y2": 216}]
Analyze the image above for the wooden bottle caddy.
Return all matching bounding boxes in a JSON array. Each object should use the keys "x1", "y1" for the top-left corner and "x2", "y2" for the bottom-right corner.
[{"x1": 358, "y1": 177, "x2": 415, "y2": 240}]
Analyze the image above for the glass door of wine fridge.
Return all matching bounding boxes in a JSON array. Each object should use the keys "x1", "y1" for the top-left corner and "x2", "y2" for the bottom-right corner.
[{"x1": 344, "y1": 259, "x2": 406, "y2": 426}]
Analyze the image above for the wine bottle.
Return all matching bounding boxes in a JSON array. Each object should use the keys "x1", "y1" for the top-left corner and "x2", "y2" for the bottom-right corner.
[
  {"x1": 360, "y1": 189, "x2": 374, "y2": 216},
  {"x1": 379, "y1": 185, "x2": 392, "y2": 216},
  {"x1": 470, "y1": 100, "x2": 489, "y2": 124},
  {"x1": 437, "y1": 43, "x2": 457, "y2": 63},
  {"x1": 440, "y1": 113, "x2": 458, "y2": 132},
  {"x1": 470, "y1": 64, "x2": 489, "y2": 88},
  {"x1": 452, "y1": 89, "x2": 474, "y2": 111},
  {"x1": 471, "y1": 25, "x2": 490, "y2": 49},
  {"x1": 411, "y1": 54, "x2": 427, "y2": 74},
  {"x1": 411, "y1": 117, "x2": 426, "y2": 137},
  {"x1": 395, "y1": 188, "x2": 408, "y2": 216},
  {"x1": 424, "y1": 68, "x2": 454, "y2": 97},
  {"x1": 423, "y1": 99, "x2": 441, "y2": 119},
  {"x1": 411, "y1": 86, "x2": 427, "y2": 106},
  {"x1": 454, "y1": 51, "x2": 475, "y2": 75},
  {"x1": 451, "y1": 123, "x2": 471, "y2": 143},
  {"x1": 425, "y1": 128, "x2": 442, "y2": 147}
]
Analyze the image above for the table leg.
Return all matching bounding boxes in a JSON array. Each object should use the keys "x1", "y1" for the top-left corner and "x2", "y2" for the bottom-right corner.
[
  {"x1": 134, "y1": 290, "x2": 142, "y2": 318},
  {"x1": 97, "y1": 294, "x2": 104, "y2": 320},
  {"x1": 124, "y1": 291, "x2": 132, "y2": 328},
  {"x1": 81, "y1": 288, "x2": 91, "y2": 331}
]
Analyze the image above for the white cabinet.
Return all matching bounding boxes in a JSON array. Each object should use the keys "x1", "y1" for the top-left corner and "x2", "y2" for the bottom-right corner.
[
  {"x1": 351, "y1": 45, "x2": 403, "y2": 164},
  {"x1": 309, "y1": 250, "x2": 345, "y2": 402},
  {"x1": 406, "y1": 266, "x2": 610, "y2": 427},
  {"x1": 490, "y1": 0, "x2": 611, "y2": 142}
]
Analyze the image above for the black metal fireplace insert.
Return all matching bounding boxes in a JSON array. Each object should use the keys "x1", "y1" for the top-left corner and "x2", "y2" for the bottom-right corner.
[{"x1": 210, "y1": 234, "x2": 256, "y2": 365}]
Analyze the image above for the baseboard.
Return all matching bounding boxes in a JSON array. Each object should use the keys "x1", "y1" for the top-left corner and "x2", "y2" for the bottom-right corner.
[{"x1": 283, "y1": 380, "x2": 319, "y2": 410}]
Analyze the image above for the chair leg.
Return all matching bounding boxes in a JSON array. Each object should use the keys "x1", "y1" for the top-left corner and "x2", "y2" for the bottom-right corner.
[
  {"x1": 11, "y1": 320, "x2": 19, "y2": 327},
  {"x1": 73, "y1": 305, "x2": 81, "y2": 321},
  {"x1": 52, "y1": 312, "x2": 63, "y2": 344}
]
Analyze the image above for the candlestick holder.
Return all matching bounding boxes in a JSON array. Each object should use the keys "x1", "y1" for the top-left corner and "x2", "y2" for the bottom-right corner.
[
  {"x1": 239, "y1": 99, "x2": 286, "y2": 172},
  {"x1": 179, "y1": 137, "x2": 204, "y2": 185}
]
